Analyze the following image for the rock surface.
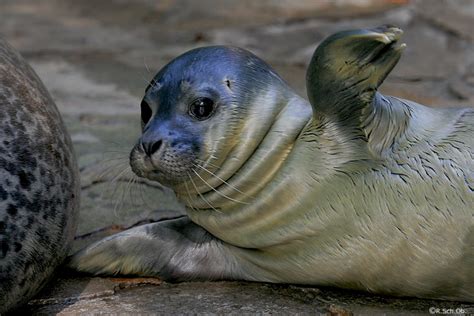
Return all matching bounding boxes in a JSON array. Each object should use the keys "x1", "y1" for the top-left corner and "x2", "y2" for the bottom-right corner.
[
  {"x1": 23, "y1": 275, "x2": 474, "y2": 315},
  {"x1": 1, "y1": 0, "x2": 474, "y2": 314}
]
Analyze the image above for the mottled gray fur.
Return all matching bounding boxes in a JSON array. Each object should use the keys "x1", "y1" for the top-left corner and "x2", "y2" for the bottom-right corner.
[{"x1": 0, "y1": 37, "x2": 80, "y2": 313}]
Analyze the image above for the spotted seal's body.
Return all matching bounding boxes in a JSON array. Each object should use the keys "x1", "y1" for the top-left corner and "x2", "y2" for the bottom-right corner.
[
  {"x1": 71, "y1": 26, "x2": 473, "y2": 302},
  {"x1": 0, "y1": 38, "x2": 80, "y2": 312}
]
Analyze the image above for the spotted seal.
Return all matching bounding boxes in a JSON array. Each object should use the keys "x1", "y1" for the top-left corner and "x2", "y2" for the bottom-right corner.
[
  {"x1": 0, "y1": 38, "x2": 80, "y2": 312},
  {"x1": 71, "y1": 26, "x2": 473, "y2": 302}
]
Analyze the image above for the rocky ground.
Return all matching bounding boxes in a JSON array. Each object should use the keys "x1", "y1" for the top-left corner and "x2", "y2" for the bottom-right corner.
[{"x1": 1, "y1": 0, "x2": 474, "y2": 314}]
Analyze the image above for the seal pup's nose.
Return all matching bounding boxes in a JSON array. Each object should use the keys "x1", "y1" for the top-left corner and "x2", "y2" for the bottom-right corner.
[{"x1": 142, "y1": 139, "x2": 163, "y2": 156}]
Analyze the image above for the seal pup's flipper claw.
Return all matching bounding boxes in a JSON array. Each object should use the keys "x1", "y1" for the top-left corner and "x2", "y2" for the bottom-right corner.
[
  {"x1": 306, "y1": 25, "x2": 409, "y2": 156},
  {"x1": 69, "y1": 217, "x2": 248, "y2": 281}
]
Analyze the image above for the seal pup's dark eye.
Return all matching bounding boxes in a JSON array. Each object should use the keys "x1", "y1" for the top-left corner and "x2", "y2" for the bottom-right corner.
[
  {"x1": 141, "y1": 99, "x2": 152, "y2": 125},
  {"x1": 189, "y1": 97, "x2": 215, "y2": 120}
]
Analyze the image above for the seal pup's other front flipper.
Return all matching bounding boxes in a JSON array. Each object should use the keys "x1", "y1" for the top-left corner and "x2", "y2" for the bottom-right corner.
[
  {"x1": 305, "y1": 25, "x2": 410, "y2": 156},
  {"x1": 68, "y1": 216, "x2": 277, "y2": 282},
  {"x1": 68, "y1": 217, "x2": 236, "y2": 280}
]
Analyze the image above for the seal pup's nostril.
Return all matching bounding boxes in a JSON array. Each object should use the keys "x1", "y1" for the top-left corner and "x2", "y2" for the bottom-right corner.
[{"x1": 142, "y1": 139, "x2": 163, "y2": 156}]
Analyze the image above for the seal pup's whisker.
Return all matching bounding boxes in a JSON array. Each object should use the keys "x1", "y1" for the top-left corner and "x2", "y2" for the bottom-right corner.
[
  {"x1": 121, "y1": 173, "x2": 136, "y2": 208},
  {"x1": 126, "y1": 174, "x2": 153, "y2": 210},
  {"x1": 184, "y1": 174, "x2": 204, "y2": 212},
  {"x1": 98, "y1": 162, "x2": 129, "y2": 182},
  {"x1": 194, "y1": 162, "x2": 243, "y2": 193},
  {"x1": 144, "y1": 57, "x2": 151, "y2": 74},
  {"x1": 142, "y1": 57, "x2": 163, "y2": 91},
  {"x1": 182, "y1": 179, "x2": 197, "y2": 211},
  {"x1": 195, "y1": 158, "x2": 221, "y2": 170},
  {"x1": 129, "y1": 176, "x2": 154, "y2": 211},
  {"x1": 136, "y1": 175, "x2": 165, "y2": 211},
  {"x1": 201, "y1": 152, "x2": 219, "y2": 164},
  {"x1": 106, "y1": 166, "x2": 134, "y2": 208},
  {"x1": 191, "y1": 169, "x2": 250, "y2": 205},
  {"x1": 193, "y1": 163, "x2": 252, "y2": 199},
  {"x1": 90, "y1": 159, "x2": 130, "y2": 185},
  {"x1": 98, "y1": 155, "x2": 130, "y2": 166},
  {"x1": 112, "y1": 167, "x2": 134, "y2": 217},
  {"x1": 102, "y1": 148, "x2": 131, "y2": 155},
  {"x1": 127, "y1": 176, "x2": 139, "y2": 207},
  {"x1": 109, "y1": 165, "x2": 133, "y2": 185},
  {"x1": 138, "y1": 63, "x2": 157, "y2": 87},
  {"x1": 82, "y1": 160, "x2": 131, "y2": 201},
  {"x1": 81, "y1": 162, "x2": 136, "y2": 197},
  {"x1": 111, "y1": 170, "x2": 144, "y2": 216},
  {"x1": 98, "y1": 163, "x2": 130, "y2": 187},
  {"x1": 187, "y1": 173, "x2": 222, "y2": 213},
  {"x1": 182, "y1": 181, "x2": 199, "y2": 214}
]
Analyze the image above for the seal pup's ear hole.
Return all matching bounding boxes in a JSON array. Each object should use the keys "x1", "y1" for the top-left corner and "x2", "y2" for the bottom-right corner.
[
  {"x1": 224, "y1": 79, "x2": 232, "y2": 90},
  {"x1": 140, "y1": 99, "x2": 152, "y2": 125}
]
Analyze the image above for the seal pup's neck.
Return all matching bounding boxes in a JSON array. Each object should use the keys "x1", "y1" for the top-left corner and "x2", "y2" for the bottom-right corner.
[{"x1": 176, "y1": 85, "x2": 312, "y2": 213}]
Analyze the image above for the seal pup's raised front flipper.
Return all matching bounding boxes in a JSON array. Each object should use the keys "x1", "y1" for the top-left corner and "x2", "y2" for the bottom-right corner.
[{"x1": 306, "y1": 25, "x2": 410, "y2": 156}]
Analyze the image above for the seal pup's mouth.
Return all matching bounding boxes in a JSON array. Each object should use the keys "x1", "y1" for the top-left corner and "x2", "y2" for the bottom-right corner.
[{"x1": 129, "y1": 142, "x2": 197, "y2": 187}]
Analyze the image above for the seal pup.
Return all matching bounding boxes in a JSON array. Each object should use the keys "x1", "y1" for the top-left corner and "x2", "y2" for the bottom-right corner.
[
  {"x1": 0, "y1": 38, "x2": 80, "y2": 312},
  {"x1": 71, "y1": 26, "x2": 473, "y2": 302}
]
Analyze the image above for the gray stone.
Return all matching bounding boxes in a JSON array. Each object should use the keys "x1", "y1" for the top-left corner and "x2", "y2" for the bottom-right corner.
[
  {"x1": 23, "y1": 277, "x2": 474, "y2": 315},
  {"x1": 416, "y1": 0, "x2": 474, "y2": 41}
]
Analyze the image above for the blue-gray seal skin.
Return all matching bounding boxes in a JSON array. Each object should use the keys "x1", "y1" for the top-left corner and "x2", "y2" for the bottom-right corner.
[
  {"x1": 71, "y1": 26, "x2": 474, "y2": 302},
  {"x1": 0, "y1": 38, "x2": 80, "y2": 312}
]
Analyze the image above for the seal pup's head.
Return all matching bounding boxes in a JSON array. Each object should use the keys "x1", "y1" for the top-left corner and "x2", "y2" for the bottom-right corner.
[{"x1": 130, "y1": 46, "x2": 295, "y2": 197}]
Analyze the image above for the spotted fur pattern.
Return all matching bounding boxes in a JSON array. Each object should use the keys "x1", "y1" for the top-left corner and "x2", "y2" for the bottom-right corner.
[{"x1": 0, "y1": 37, "x2": 80, "y2": 313}]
